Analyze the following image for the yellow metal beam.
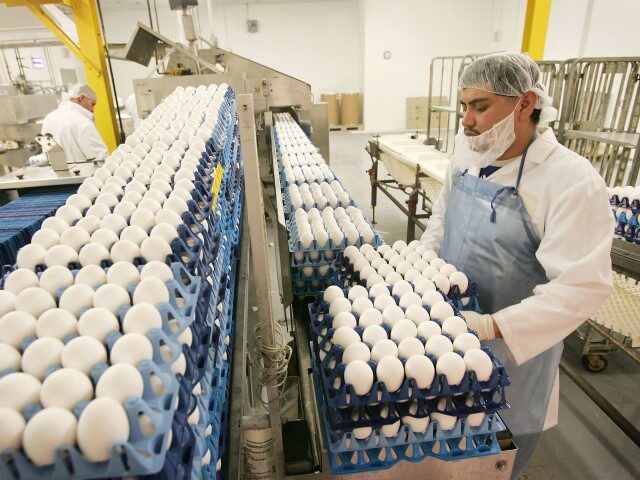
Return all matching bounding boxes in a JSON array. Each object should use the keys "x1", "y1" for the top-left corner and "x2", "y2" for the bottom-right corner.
[
  {"x1": 2, "y1": 0, "x2": 118, "y2": 152},
  {"x1": 521, "y1": 0, "x2": 552, "y2": 60}
]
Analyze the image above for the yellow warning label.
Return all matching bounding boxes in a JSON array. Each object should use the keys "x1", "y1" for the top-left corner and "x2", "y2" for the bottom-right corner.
[{"x1": 211, "y1": 163, "x2": 225, "y2": 209}]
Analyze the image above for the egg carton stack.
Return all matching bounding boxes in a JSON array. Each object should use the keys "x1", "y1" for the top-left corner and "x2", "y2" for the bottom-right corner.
[
  {"x1": 0, "y1": 84, "x2": 242, "y2": 480},
  {"x1": 609, "y1": 186, "x2": 640, "y2": 243},
  {"x1": 273, "y1": 112, "x2": 382, "y2": 296},
  {"x1": 307, "y1": 249, "x2": 509, "y2": 474}
]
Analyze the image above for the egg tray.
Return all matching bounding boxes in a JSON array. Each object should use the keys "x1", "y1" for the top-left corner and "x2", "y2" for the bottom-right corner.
[
  {"x1": 291, "y1": 263, "x2": 338, "y2": 282},
  {"x1": 292, "y1": 275, "x2": 342, "y2": 298},
  {"x1": 308, "y1": 309, "x2": 510, "y2": 415},
  {"x1": 312, "y1": 376, "x2": 504, "y2": 475},
  {"x1": 331, "y1": 257, "x2": 482, "y2": 313},
  {"x1": 145, "y1": 409, "x2": 198, "y2": 480},
  {"x1": 0, "y1": 360, "x2": 179, "y2": 480},
  {"x1": 286, "y1": 230, "x2": 384, "y2": 258},
  {"x1": 280, "y1": 179, "x2": 354, "y2": 214}
]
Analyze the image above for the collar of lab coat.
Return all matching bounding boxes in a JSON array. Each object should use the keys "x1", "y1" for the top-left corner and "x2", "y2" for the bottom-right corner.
[
  {"x1": 525, "y1": 127, "x2": 560, "y2": 165},
  {"x1": 61, "y1": 100, "x2": 94, "y2": 121}
]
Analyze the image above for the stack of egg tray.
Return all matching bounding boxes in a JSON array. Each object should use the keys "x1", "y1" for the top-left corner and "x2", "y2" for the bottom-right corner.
[
  {"x1": 272, "y1": 115, "x2": 382, "y2": 297},
  {"x1": 332, "y1": 254, "x2": 482, "y2": 314},
  {"x1": 0, "y1": 187, "x2": 76, "y2": 268},
  {"x1": 0, "y1": 85, "x2": 242, "y2": 480},
  {"x1": 307, "y1": 299, "x2": 509, "y2": 474},
  {"x1": 610, "y1": 192, "x2": 640, "y2": 243},
  {"x1": 0, "y1": 261, "x2": 201, "y2": 479}
]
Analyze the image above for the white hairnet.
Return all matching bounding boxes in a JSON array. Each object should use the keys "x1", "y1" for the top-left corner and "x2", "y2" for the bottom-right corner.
[
  {"x1": 459, "y1": 52, "x2": 557, "y2": 124},
  {"x1": 66, "y1": 83, "x2": 97, "y2": 101}
]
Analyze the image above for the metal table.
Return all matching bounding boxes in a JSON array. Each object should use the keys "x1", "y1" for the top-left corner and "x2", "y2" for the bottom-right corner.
[{"x1": 0, "y1": 162, "x2": 95, "y2": 205}]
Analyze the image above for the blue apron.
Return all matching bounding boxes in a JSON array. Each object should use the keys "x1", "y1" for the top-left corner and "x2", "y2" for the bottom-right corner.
[{"x1": 440, "y1": 139, "x2": 563, "y2": 478}]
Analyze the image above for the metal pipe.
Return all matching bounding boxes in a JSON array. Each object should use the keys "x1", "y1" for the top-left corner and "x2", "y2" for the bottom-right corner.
[
  {"x1": 559, "y1": 358, "x2": 640, "y2": 448},
  {"x1": 585, "y1": 319, "x2": 640, "y2": 364}
]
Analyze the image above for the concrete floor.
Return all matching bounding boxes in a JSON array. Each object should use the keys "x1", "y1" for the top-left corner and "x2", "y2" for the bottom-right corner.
[{"x1": 328, "y1": 130, "x2": 640, "y2": 480}]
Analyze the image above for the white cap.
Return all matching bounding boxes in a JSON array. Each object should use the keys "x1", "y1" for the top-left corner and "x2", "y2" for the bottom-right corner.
[{"x1": 67, "y1": 83, "x2": 97, "y2": 101}]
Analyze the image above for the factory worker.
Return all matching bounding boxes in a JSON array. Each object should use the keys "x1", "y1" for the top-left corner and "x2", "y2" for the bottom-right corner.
[
  {"x1": 125, "y1": 93, "x2": 142, "y2": 130},
  {"x1": 421, "y1": 52, "x2": 613, "y2": 478},
  {"x1": 41, "y1": 83, "x2": 108, "y2": 162}
]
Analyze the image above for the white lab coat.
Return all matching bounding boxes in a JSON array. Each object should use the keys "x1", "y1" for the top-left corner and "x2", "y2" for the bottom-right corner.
[
  {"x1": 41, "y1": 101, "x2": 108, "y2": 162},
  {"x1": 125, "y1": 94, "x2": 142, "y2": 130},
  {"x1": 421, "y1": 127, "x2": 614, "y2": 429}
]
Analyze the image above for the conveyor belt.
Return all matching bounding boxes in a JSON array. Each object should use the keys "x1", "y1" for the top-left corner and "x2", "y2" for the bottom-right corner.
[{"x1": 592, "y1": 272, "x2": 640, "y2": 348}]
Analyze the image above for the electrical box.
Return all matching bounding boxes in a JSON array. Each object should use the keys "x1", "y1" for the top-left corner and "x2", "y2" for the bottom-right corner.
[
  {"x1": 169, "y1": 0, "x2": 198, "y2": 10},
  {"x1": 247, "y1": 19, "x2": 258, "y2": 33}
]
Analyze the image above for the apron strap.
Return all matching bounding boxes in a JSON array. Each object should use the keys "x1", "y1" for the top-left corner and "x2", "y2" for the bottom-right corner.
[{"x1": 489, "y1": 133, "x2": 537, "y2": 223}]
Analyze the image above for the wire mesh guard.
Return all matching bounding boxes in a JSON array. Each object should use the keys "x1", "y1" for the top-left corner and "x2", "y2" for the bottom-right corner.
[{"x1": 592, "y1": 272, "x2": 640, "y2": 348}]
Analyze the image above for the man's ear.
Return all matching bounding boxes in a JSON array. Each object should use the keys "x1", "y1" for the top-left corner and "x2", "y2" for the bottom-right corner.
[{"x1": 518, "y1": 91, "x2": 537, "y2": 120}]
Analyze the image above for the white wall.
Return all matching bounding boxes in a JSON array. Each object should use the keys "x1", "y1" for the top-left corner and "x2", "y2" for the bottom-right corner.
[
  {"x1": 360, "y1": 0, "x2": 527, "y2": 131},
  {"x1": 545, "y1": 0, "x2": 640, "y2": 59},
  {"x1": 100, "y1": 1, "x2": 361, "y2": 102}
]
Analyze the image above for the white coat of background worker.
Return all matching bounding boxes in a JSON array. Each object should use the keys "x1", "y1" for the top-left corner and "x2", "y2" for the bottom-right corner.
[
  {"x1": 41, "y1": 83, "x2": 108, "y2": 162},
  {"x1": 420, "y1": 52, "x2": 614, "y2": 478}
]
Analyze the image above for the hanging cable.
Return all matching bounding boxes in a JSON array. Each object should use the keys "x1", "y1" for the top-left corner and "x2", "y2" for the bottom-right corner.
[{"x1": 249, "y1": 319, "x2": 292, "y2": 408}]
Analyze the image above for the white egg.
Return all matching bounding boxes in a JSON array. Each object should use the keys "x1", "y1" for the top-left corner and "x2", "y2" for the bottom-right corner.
[
  {"x1": 77, "y1": 397, "x2": 129, "y2": 461},
  {"x1": 398, "y1": 337, "x2": 425, "y2": 359},
  {"x1": 96, "y1": 363, "x2": 144, "y2": 404},
  {"x1": 404, "y1": 269, "x2": 421, "y2": 283},
  {"x1": 55, "y1": 204, "x2": 83, "y2": 225},
  {"x1": 379, "y1": 405, "x2": 401, "y2": 438},
  {"x1": 37, "y1": 266, "x2": 73, "y2": 297},
  {"x1": 31, "y1": 229, "x2": 60, "y2": 250},
  {"x1": 122, "y1": 303, "x2": 163, "y2": 334},
  {"x1": 0, "y1": 407, "x2": 25, "y2": 450},
  {"x1": 351, "y1": 297, "x2": 374, "y2": 316},
  {"x1": 425, "y1": 335, "x2": 454, "y2": 359},
  {"x1": 392, "y1": 240, "x2": 407, "y2": 252},
  {"x1": 0, "y1": 343, "x2": 21, "y2": 371},
  {"x1": 422, "y1": 290, "x2": 445, "y2": 308},
  {"x1": 149, "y1": 223, "x2": 178, "y2": 245},
  {"x1": 40, "y1": 368, "x2": 93, "y2": 410},
  {"x1": 399, "y1": 292, "x2": 422, "y2": 309},
  {"x1": 23, "y1": 407, "x2": 77, "y2": 466},
  {"x1": 0, "y1": 372, "x2": 41, "y2": 414},
  {"x1": 391, "y1": 280, "x2": 413, "y2": 297},
  {"x1": 110, "y1": 333, "x2": 153, "y2": 366},
  {"x1": 370, "y1": 339, "x2": 398, "y2": 362},
  {"x1": 422, "y1": 250, "x2": 438, "y2": 262},
  {"x1": 78, "y1": 242, "x2": 111, "y2": 267},
  {"x1": 449, "y1": 271, "x2": 469, "y2": 294},
  {"x1": 140, "y1": 261, "x2": 173, "y2": 282},
  {"x1": 130, "y1": 208, "x2": 157, "y2": 232},
  {"x1": 417, "y1": 320, "x2": 442, "y2": 341},
  {"x1": 343, "y1": 360, "x2": 373, "y2": 395},
  {"x1": 60, "y1": 336, "x2": 106, "y2": 375},
  {"x1": 429, "y1": 301, "x2": 455, "y2": 322},
  {"x1": 90, "y1": 229, "x2": 119, "y2": 251},
  {"x1": 44, "y1": 244, "x2": 79, "y2": 268},
  {"x1": 376, "y1": 356, "x2": 404, "y2": 392},
  {"x1": 453, "y1": 332, "x2": 481, "y2": 353},
  {"x1": 0, "y1": 311, "x2": 36, "y2": 348},
  {"x1": 16, "y1": 244, "x2": 47, "y2": 270},
  {"x1": 358, "y1": 308, "x2": 384, "y2": 328},
  {"x1": 140, "y1": 236, "x2": 173, "y2": 263},
  {"x1": 404, "y1": 305, "x2": 430, "y2": 325},
  {"x1": 4, "y1": 268, "x2": 39, "y2": 294},
  {"x1": 86, "y1": 203, "x2": 111, "y2": 220},
  {"x1": 362, "y1": 324, "x2": 388, "y2": 346},
  {"x1": 382, "y1": 304, "x2": 404, "y2": 328},
  {"x1": 441, "y1": 316, "x2": 468, "y2": 339},
  {"x1": 436, "y1": 351, "x2": 466, "y2": 386},
  {"x1": 347, "y1": 285, "x2": 368, "y2": 302},
  {"x1": 332, "y1": 311, "x2": 357, "y2": 329},
  {"x1": 365, "y1": 274, "x2": 385, "y2": 288},
  {"x1": 329, "y1": 297, "x2": 351, "y2": 317},
  {"x1": 59, "y1": 284, "x2": 94, "y2": 317},
  {"x1": 41, "y1": 216, "x2": 70, "y2": 235},
  {"x1": 21, "y1": 337, "x2": 64, "y2": 380},
  {"x1": 431, "y1": 273, "x2": 451, "y2": 293},
  {"x1": 106, "y1": 262, "x2": 140, "y2": 288},
  {"x1": 342, "y1": 342, "x2": 371, "y2": 364},
  {"x1": 430, "y1": 398, "x2": 458, "y2": 431},
  {"x1": 404, "y1": 355, "x2": 435, "y2": 389},
  {"x1": 35, "y1": 309, "x2": 76, "y2": 342},
  {"x1": 78, "y1": 307, "x2": 119, "y2": 341},
  {"x1": 15, "y1": 287, "x2": 56, "y2": 318},
  {"x1": 0, "y1": 290, "x2": 14, "y2": 317},
  {"x1": 385, "y1": 271, "x2": 404, "y2": 286},
  {"x1": 332, "y1": 326, "x2": 360, "y2": 349},
  {"x1": 74, "y1": 265, "x2": 106, "y2": 288},
  {"x1": 402, "y1": 401, "x2": 430, "y2": 433},
  {"x1": 463, "y1": 348, "x2": 493, "y2": 382},
  {"x1": 322, "y1": 285, "x2": 344, "y2": 304},
  {"x1": 155, "y1": 209, "x2": 183, "y2": 229},
  {"x1": 368, "y1": 283, "x2": 390, "y2": 299},
  {"x1": 133, "y1": 277, "x2": 170, "y2": 305},
  {"x1": 414, "y1": 278, "x2": 436, "y2": 296},
  {"x1": 390, "y1": 319, "x2": 418, "y2": 343},
  {"x1": 373, "y1": 294, "x2": 395, "y2": 312}
]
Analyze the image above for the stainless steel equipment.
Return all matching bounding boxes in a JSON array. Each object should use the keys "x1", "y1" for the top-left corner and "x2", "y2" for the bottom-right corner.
[
  {"x1": 122, "y1": 22, "x2": 329, "y2": 179},
  {"x1": 0, "y1": 91, "x2": 58, "y2": 170}
]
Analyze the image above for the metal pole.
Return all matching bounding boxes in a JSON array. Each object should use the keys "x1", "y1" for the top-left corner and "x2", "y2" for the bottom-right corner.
[
  {"x1": 559, "y1": 358, "x2": 640, "y2": 447},
  {"x1": 237, "y1": 94, "x2": 286, "y2": 480}
]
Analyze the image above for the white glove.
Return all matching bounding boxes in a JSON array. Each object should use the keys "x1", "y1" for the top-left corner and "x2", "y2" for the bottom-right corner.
[{"x1": 462, "y1": 311, "x2": 496, "y2": 341}]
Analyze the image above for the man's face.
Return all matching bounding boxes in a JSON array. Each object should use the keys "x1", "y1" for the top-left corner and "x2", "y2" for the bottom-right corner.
[
  {"x1": 77, "y1": 95, "x2": 97, "y2": 113},
  {"x1": 459, "y1": 88, "x2": 519, "y2": 136}
]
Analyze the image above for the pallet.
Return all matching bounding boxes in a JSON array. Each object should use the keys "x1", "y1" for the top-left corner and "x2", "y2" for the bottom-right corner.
[{"x1": 329, "y1": 124, "x2": 363, "y2": 132}]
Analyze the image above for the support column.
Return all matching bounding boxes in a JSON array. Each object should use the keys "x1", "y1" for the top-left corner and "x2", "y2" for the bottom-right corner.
[{"x1": 521, "y1": 0, "x2": 552, "y2": 60}]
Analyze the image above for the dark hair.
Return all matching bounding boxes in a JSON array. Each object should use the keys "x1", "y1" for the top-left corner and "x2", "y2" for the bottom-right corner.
[{"x1": 531, "y1": 108, "x2": 541, "y2": 124}]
